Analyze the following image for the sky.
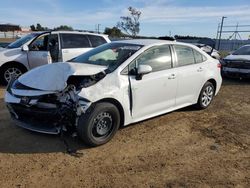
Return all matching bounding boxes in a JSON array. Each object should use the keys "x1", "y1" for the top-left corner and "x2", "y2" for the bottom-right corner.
[{"x1": 1, "y1": 0, "x2": 250, "y2": 39}]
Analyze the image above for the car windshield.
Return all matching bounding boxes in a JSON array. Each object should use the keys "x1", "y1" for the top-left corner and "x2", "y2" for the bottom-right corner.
[
  {"x1": 7, "y1": 33, "x2": 39, "y2": 49},
  {"x1": 72, "y1": 42, "x2": 143, "y2": 72},
  {"x1": 232, "y1": 46, "x2": 250, "y2": 55}
]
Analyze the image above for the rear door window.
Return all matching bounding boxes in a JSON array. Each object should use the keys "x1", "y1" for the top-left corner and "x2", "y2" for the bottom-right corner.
[
  {"x1": 60, "y1": 34, "x2": 91, "y2": 49},
  {"x1": 88, "y1": 35, "x2": 107, "y2": 47},
  {"x1": 175, "y1": 45, "x2": 195, "y2": 66}
]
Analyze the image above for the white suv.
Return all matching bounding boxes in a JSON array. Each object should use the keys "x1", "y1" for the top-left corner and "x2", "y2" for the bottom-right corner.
[
  {"x1": 0, "y1": 31, "x2": 110, "y2": 84},
  {"x1": 5, "y1": 39, "x2": 222, "y2": 146}
]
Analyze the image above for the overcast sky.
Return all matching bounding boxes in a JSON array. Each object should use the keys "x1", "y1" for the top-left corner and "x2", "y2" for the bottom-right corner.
[{"x1": 1, "y1": 0, "x2": 250, "y2": 39}]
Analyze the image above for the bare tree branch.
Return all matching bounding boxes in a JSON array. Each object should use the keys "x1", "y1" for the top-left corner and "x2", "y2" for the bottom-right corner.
[{"x1": 117, "y1": 7, "x2": 141, "y2": 37}]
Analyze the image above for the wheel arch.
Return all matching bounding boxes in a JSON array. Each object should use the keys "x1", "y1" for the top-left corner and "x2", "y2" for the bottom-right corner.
[
  {"x1": 207, "y1": 78, "x2": 217, "y2": 92},
  {"x1": 0, "y1": 61, "x2": 28, "y2": 73},
  {"x1": 95, "y1": 98, "x2": 125, "y2": 127},
  {"x1": 196, "y1": 78, "x2": 217, "y2": 104}
]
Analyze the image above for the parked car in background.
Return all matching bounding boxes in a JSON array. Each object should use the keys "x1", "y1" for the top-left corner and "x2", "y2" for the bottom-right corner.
[
  {"x1": 0, "y1": 31, "x2": 110, "y2": 84},
  {"x1": 5, "y1": 39, "x2": 222, "y2": 146},
  {"x1": 221, "y1": 44, "x2": 250, "y2": 79},
  {"x1": 0, "y1": 42, "x2": 10, "y2": 48},
  {"x1": 194, "y1": 43, "x2": 221, "y2": 60}
]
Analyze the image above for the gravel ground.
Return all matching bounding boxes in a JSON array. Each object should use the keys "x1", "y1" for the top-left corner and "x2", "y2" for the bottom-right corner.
[{"x1": 0, "y1": 78, "x2": 249, "y2": 188}]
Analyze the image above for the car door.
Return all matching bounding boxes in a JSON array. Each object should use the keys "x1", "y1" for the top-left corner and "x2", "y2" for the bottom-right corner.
[
  {"x1": 129, "y1": 45, "x2": 177, "y2": 120},
  {"x1": 27, "y1": 33, "x2": 53, "y2": 69},
  {"x1": 60, "y1": 33, "x2": 92, "y2": 61},
  {"x1": 173, "y1": 45, "x2": 207, "y2": 106}
]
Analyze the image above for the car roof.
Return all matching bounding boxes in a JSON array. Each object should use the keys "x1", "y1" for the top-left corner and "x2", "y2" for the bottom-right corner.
[
  {"x1": 113, "y1": 39, "x2": 196, "y2": 47},
  {"x1": 50, "y1": 30, "x2": 108, "y2": 37}
]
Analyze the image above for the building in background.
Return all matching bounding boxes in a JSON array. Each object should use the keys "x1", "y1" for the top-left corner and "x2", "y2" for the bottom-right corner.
[{"x1": 0, "y1": 23, "x2": 31, "y2": 39}]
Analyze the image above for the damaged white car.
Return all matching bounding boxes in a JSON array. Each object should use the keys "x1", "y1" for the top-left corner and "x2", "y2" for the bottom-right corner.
[{"x1": 5, "y1": 40, "x2": 222, "y2": 146}]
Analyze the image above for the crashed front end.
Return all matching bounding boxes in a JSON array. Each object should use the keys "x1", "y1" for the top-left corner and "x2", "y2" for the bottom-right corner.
[
  {"x1": 4, "y1": 62, "x2": 108, "y2": 134},
  {"x1": 5, "y1": 79, "x2": 92, "y2": 134}
]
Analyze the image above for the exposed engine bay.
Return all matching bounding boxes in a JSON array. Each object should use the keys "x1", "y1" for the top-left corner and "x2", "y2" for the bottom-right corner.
[{"x1": 5, "y1": 71, "x2": 109, "y2": 134}]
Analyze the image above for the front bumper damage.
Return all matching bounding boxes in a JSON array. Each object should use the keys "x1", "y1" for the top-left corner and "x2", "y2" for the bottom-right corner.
[
  {"x1": 221, "y1": 60, "x2": 250, "y2": 78},
  {"x1": 5, "y1": 82, "x2": 91, "y2": 134}
]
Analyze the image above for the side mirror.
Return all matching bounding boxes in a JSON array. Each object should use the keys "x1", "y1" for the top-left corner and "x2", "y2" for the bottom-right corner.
[
  {"x1": 136, "y1": 65, "x2": 152, "y2": 80},
  {"x1": 22, "y1": 44, "x2": 29, "y2": 51}
]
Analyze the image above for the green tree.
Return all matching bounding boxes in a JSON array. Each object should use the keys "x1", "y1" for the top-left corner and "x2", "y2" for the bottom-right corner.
[
  {"x1": 30, "y1": 24, "x2": 36, "y2": 31},
  {"x1": 54, "y1": 25, "x2": 73, "y2": 31},
  {"x1": 117, "y1": 6, "x2": 141, "y2": 37},
  {"x1": 30, "y1": 23, "x2": 48, "y2": 31},
  {"x1": 36, "y1": 23, "x2": 44, "y2": 31},
  {"x1": 104, "y1": 27, "x2": 123, "y2": 37}
]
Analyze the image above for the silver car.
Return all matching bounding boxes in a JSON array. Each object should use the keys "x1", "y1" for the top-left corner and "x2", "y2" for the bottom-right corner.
[{"x1": 0, "y1": 31, "x2": 110, "y2": 84}]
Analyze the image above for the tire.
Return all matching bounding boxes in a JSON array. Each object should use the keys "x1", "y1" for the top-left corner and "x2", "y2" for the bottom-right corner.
[
  {"x1": 0, "y1": 64, "x2": 25, "y2": 85},
  {"x1": 196, "y1": 82, "x2": 215, "y2": 110},
  {"x1": 77, "y1": 102, "x2": 120, "y2": 146}
]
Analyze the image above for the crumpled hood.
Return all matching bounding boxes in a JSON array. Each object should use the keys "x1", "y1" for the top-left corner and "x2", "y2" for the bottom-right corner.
[
  {"x1": 18, "y1": 62, "x2": 107, "y2": 91},
  {"x1": 224, "y1": 54, "x2": 250, "y2": 61}
]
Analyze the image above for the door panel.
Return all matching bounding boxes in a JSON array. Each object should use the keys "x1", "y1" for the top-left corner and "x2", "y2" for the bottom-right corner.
[
  {"x1": 60, "y1": 33, "x2": 92, "y2": 61},
  {"x1": 27, "y1": 51, "x2": 51, "y2": 69},
  {"x1": 27, "y1": 34, "x2": 52, "y2": 69},
  {"x1": 175, "y1": 64, "x2": 205, "y2": 106},
  {"x1": 130, "y1": 70, "x2": 177, "y2": 119},
  {"x1": 62, "y1": 48, "x2": 92, "y2": 61},
  {"x1": 128, "y1": 44, "x2": 177, "y2": 120},
  {"x1": 173, "y1": 45, "x2": 206, "y2": 106}
]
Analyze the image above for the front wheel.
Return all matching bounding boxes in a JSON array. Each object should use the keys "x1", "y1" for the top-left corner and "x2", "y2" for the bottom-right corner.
[
  {"x1": 196, "y1": 82, "x2": 215, "y2": 109},
  {"x1": 77, "y1": 102, "x2": 120, "y2": 146},
  {"x1": 1, "y1": 65, "x2": 25, "y2": 85}
]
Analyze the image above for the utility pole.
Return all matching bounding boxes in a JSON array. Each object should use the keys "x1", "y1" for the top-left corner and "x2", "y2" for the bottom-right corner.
[
  {"x1": 97, "y1": 24, "x2": 101, "y2": 34},
  {"x1": 217, "y1": 16, "x2": 227, "y2": 50},
  {"x1": 215, "y1": 23, "x2": 220, "y2": 49}
]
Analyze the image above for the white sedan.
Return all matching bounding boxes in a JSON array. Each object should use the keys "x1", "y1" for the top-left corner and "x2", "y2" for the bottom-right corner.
[{"x1": 5, "y1": 39, "x2": 222, "y2": 146}]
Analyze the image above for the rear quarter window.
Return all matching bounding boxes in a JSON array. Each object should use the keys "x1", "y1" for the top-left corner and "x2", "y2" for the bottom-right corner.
[
  {"x1": 61, "y1": 34, "x2": 91, "y2": 49},
  {"x1": 193, "y1": 49, "x2": 207, "y2": 63},
  {"x1": 88, "y1": 35, "x2": 107, "y2": 47}
]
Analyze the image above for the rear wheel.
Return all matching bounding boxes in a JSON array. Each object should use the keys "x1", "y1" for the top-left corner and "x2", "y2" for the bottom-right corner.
[
  {"x1": 196, "y1": 82, "x2": 215, "y2": 109},
  {"x1": 77, "y1": 102, "x2": 120, "y2": 146},
  {"x1": 1, "y1": 64, "x2": 25, "y2": 85}
]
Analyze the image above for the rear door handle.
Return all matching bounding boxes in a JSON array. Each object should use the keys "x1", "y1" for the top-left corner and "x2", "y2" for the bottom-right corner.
[
  {"x1": 197, "y1": 67, "x2": 203, "y2": 72},
  {"x1": 168, "y1": 74, "x2": 176, "y2": 79},
  {"x1": 63, "y1": 50, "x2": 69, "y2": 53}
]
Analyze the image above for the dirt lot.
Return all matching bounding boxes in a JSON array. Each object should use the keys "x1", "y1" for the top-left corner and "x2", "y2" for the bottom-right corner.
[
  {"x1": 0, "y1": 38, "x2": 16, "y2": 43},
  {"x1": 0, "y1": 79, "x2": 249, "y2": 188}
]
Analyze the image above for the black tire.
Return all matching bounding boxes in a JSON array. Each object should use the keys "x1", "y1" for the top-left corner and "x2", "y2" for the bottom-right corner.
[
  {"x1": 196, "y1": 81, "x2": 215, "y2": 110},
  {"x1": 77, "y1": 102, "x2": 120, "y2": 146},
  {"x1": 0, "y1": 64, "x2": 26, "y2": 85}
]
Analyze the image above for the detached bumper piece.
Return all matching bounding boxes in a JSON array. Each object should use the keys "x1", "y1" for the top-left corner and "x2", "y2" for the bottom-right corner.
[
  {"x1": 222, "y1": 68, "x2": 250, "y2": 78},
  {"x1": 222, "y1": 60, "x2": 250, "y2": 78},
  {"x1": 7, "y1": 103, "x2": 63, "y2": 134}
]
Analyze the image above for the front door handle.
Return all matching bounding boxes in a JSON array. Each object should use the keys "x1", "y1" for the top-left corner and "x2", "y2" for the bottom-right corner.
[
  {"x1": 197, "y1": 67, "x2": 203, "y2": 72},
  {"x1": 168, "y1": 74, "x2": 176, "y2": 79}
]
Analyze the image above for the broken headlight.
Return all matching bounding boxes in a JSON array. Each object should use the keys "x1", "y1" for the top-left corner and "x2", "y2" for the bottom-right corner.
[{"x1": 67, "y1": 71, "x2": 106, "y2": 90}]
